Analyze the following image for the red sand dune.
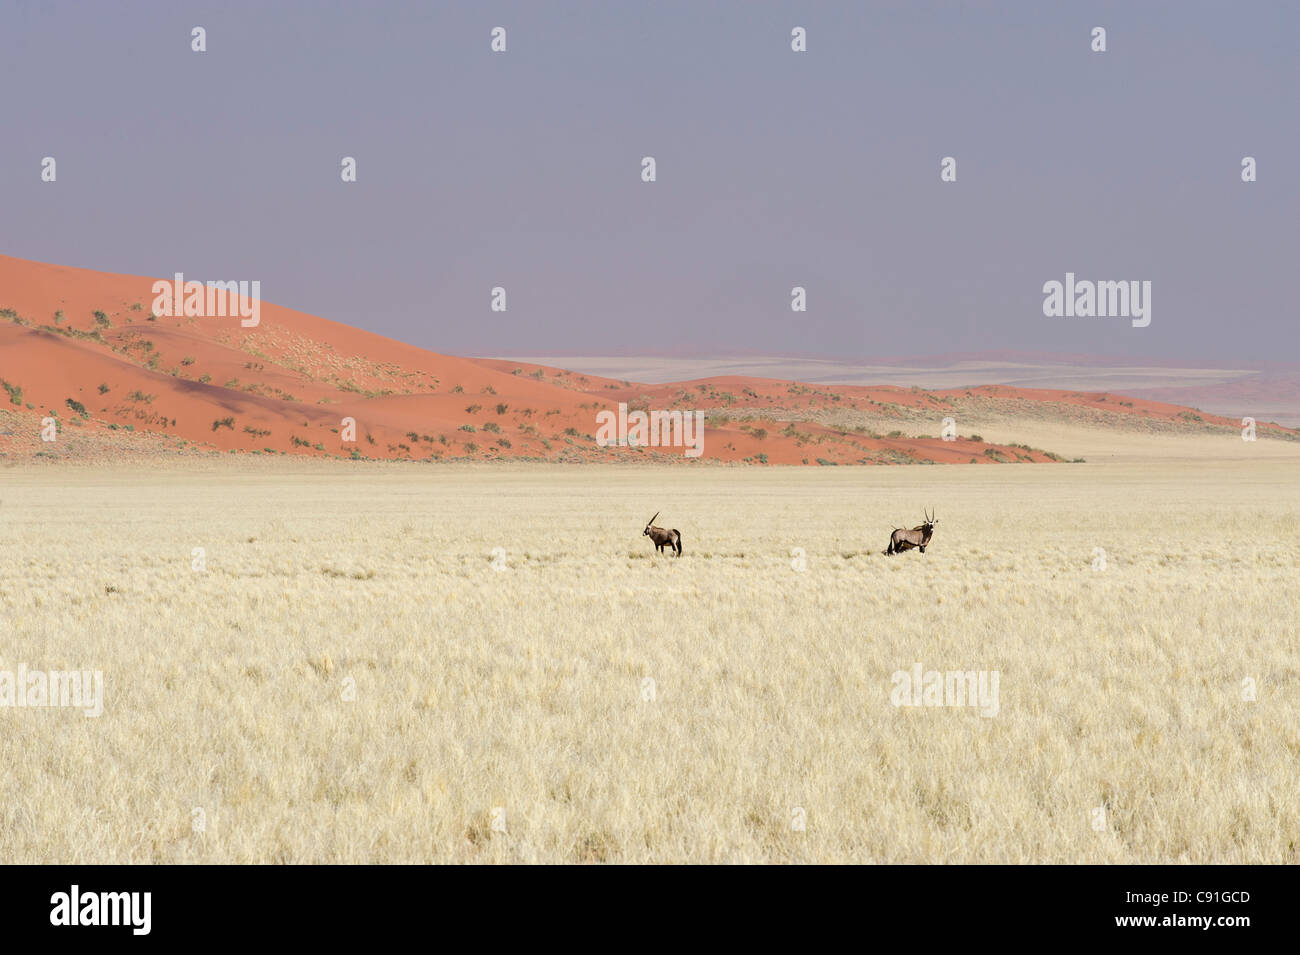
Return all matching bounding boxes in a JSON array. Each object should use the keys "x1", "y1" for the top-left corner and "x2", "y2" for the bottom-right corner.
[{"x1": 1, "y1": 255, "x2": 1293, "y2": 464}]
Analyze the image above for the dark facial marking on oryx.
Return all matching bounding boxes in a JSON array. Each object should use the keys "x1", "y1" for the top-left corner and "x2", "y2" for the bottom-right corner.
[
  {"x1": 884, "y1": 508, "x2": 938, "y2": 556},
  {"x1": 643, "y1": 511, "x2": 683, "y2": 557}
]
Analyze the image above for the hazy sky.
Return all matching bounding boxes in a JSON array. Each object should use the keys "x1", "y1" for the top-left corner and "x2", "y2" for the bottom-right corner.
[{"x1": 2, "y1": 1, "x2": 1295, "y2": 362}]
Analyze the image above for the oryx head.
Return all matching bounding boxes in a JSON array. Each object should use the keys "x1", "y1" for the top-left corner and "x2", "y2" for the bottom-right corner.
[
  {"x1": 643, "y1": 511, "x2": 660, "y2": 536},
  {"x1": 923, "y1": 508, "x2": 937, "y2": 530}
]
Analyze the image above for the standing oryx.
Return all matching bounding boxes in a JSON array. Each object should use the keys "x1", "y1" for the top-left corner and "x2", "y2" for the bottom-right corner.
[
  {"x1": 884, "y1": 509, "x2": 938, "y2": 555},
  {"x1": 643, "y1": 511, "x2": 683, "y2": 557}
]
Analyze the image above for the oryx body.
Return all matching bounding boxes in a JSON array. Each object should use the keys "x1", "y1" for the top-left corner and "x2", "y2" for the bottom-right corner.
[
  {"x1": 643, "y1": 511, "x2": 682, "y2": 557},
  {"x1": 885, "y1": 509, "x2": 938, "y2": 555}
]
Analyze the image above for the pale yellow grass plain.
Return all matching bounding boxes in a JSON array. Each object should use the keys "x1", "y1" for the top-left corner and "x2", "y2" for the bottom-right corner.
[{"x1": 1, "y1": 435, "x2": 1297, "y2": 863}]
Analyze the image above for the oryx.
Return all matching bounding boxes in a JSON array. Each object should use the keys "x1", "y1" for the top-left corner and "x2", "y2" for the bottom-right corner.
[
  {"x1": 643, "y1": 511, "x2": 682, "y2": 557},
  {"x1": 884, "y1": 509, "x2": 937, "y2": 555}
]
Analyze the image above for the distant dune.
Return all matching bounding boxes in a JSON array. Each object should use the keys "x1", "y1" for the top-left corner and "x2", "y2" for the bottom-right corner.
[
  {"x1": 2, "y1": 255, "x2": 1296, "y2": 465},
  {"x1": 506, "y1": 355, "x2": 1300, "y2": 427}
]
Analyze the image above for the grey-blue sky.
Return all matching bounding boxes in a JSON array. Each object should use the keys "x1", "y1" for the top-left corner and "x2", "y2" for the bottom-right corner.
[{"x1": 2, "y1": 1, "x2": 1295, "y2": 361}]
